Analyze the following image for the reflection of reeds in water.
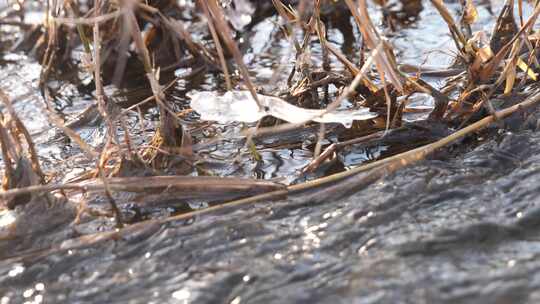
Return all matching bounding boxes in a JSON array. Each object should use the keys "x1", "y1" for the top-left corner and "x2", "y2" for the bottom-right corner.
[{"x1": 1, "y1": 0, "x2": 540, "y2": 231}]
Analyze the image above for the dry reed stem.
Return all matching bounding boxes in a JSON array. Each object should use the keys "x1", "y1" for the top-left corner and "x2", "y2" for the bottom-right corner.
[
  {"x1": 204, "y1": 0, "x2": 262, "y2": 109},
  {"x1": 0, "y1": 116, "x2": 15, "y2": 194},
  {"x1": 240, "y1": 42, "x2": 383, "y2": 145},
  {"x1": 52, "y1": 9, "x2": 124, "y2": 26},
  {"x1": 345, "y1": 0, "x2": 407, "y2": 132},
  {"x1": 198, "y1": 0, "x2": 232, "y2": 90},
  {"x1": 159, "y1": 14, "x2": 219, "y2": 67},
  {"x1": 203, "y1": 90, "x2": 540, "y2": 213},
  {"x1": 326, "y1": 43, "x2": 383, "y2": 114},
  {"x1": 430, "y1": 0, "x2": 469, "y2": 51},
  {"x1": 92, "y1": 1, "x2": 117, "y2": 144},
  {"x1": 89, "y1": 0, "x2": 123, "y2": 227},
  {"x1": 345, "y1": 0, "x2": 404, "y2": 92},
  {"x1": 5, "y1": 88, "x2": 540, "y2": 224},
  {"x1": 43, "y1": 90, "x2": 98, "y2": 158},
  {"x1": 123, "y1": 1, "x2": 180, "y2": 151},
  {"x1": 0, "y1": 176, "x2": 285, "y2": 200},
  {"x1": 7, "y1": 89, "x2": 540, "y2": 261},
  {"x1": 0, "y1": 89, "x2": 46, "y2": 184},
  {"x1": 38, "y1": 0, "x2": 59, "y2": 96},
  {"x1": 478, "y1": 3, "x2": 540, "y2": 82}
]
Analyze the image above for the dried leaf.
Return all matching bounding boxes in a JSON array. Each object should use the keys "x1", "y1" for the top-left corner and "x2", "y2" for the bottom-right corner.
[
  {"x1": 517, "y1": 57, "x2": 538, "y2": 80},
  {"x1": 504, "y1": 62, "x2": 516, "y2": 94},
  {"x1": 477, "y1": 45, "x2": 494, "y2": 62},
  {"x1": 463, "y1": 0, "x2": 478, "y2": 25}
]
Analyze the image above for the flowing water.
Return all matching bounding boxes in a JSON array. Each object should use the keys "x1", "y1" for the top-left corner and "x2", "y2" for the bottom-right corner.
[{"x1": 1, "y1": 1, "x2": 540, "y2": 303}]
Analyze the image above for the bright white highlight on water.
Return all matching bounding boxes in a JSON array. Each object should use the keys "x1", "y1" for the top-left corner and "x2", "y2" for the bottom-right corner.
[
  {"x1": 35, "y1": 283, "x2": 45, "y2": 291},
  {"x1": 0, "y1": 210, "x2": 16, "y2": 228},
  {"x1": 172, "y1": 288, "x2": 190, "y2": 302},
  {"x1": 23, "y1": 289, "x2": 34, "y2": 298},
  {"x1": 8, "y1": 264, "x2": 25, "y2": 277},
  {"x1": 34, "y1": 294, "x2": 43, "y2": 304}
]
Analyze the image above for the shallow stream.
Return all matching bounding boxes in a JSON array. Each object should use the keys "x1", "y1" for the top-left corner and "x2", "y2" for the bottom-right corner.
[{"x1": 2, "y1": 1, "x2": 540, "y2": 303}]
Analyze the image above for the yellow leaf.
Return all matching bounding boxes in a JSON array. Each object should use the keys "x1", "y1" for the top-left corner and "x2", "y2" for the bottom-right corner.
[
  {"x1": 504, "y1": 63, "x2": 516, "y2": 95},
  {"x1": 517, "y1": 57, "x2": 538, "y2": 81},
  {"x1": 477, "y1": 45, "x2": 493, "y2": 63},
  {"x1": 463, "y1": 0, "x2": 478, "y2": 24}
]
